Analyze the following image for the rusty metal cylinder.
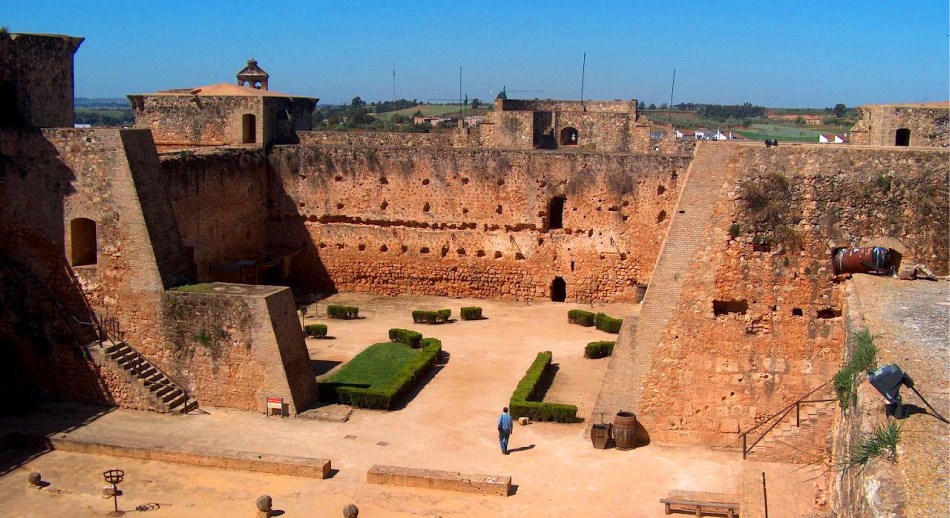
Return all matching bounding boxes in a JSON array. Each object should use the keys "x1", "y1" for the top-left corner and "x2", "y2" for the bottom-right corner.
[
  {"x1": 613, "y1": 411, "x2": 638, "y2": 450},
  {"x1": 831, "y1": 247, "x2": 892, "y2": 275}
]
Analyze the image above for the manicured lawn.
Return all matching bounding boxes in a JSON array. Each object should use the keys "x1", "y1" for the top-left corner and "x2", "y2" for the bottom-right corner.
[
  {"x1": 322, "y1": 342, "x2": 417, "y2": 388},
  {"x1": 735, "y1": 123, "x2": 849, "y2": 143}
]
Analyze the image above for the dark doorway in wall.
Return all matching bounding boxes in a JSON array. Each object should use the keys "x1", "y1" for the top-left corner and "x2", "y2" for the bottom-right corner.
[
  {"x1": 533, "y1": 111, "x2": 556, "y2": 149},
  {"x1": 560, "y1": 127, "x2": 579, "y2": 146},
  {"x1": 551, "y1": 277, "x2": 567, "y2": 302},
  {"x1": 0, "y1": 81, "x2": 18, "y2": 127},
  {"x1": 895, "y1": 128, "x2": 910, "y2": 146},
  {"x1": 70, "y1": 218, "x2": 97, "y2": 266},
  {"x1": 242, "y1": 114, "x2": 257, "y2": 143},
  {"x1": 548, "y1": 196, "x2": 566, "y2": 230}
]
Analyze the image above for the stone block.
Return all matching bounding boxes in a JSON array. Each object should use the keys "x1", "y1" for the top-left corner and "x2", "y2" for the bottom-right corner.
[{"x1": 367, "y1": 465, "x2": 511, "y2": 497}]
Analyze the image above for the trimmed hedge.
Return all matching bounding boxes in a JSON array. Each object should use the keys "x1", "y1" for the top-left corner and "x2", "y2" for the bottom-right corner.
[
  {"x1": 460, "y1": 306, "x2": 483, "y2": 320},
  {"x1": 584, "y1": 341, "x2": 615, "y2": 359},
  {"x1": 594, "y1": 312, "x2": 623, "y2": 334},
  {"x1": 509, "y1": 351, "x2": 579, "y2": 423},
  {"x1": 389, "y1": 328, "x2": 423, "y2": 348},
  {"x1": 412, "y1": 309, "x2": 452, "y2": 324},
  {"x1": 327, "y1": 304, "x2": 359, "y2": 320},
  {"x1": 333, "y1": 338, "x2": 442, "y2": 409},
  {"x1": 568, "y1": 309, "x2": 595, "y2": 327},
  {"x1": 304, "y1": 324, "x2": 328, "y2": 339}
]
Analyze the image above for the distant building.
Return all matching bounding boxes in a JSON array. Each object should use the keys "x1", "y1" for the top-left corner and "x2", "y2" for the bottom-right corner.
[
  {"x1": 675, "y1": 129, "x2": 695, "y2": 139},
  {"x1": 818, "y1": 133, "x2": 849, "y2": 144}
]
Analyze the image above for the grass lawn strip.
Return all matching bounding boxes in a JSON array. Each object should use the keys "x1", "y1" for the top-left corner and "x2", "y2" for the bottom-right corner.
[{"x1": 323, "y1": 342, "x2": 415, "y2": 388}]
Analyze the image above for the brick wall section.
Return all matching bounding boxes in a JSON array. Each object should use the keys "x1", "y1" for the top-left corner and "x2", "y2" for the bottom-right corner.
[
  {"x1": 850, "y1": 104, "x2": 949, "y2": 147},
  {"x1": 592, "y1": 142, "x2": 740, "y2": 424},
  {"x1": 163, "y1": 285, "x2": 315, "y2": 413},
  {"x1": 159, "y1": 148, "x2": 269, "y2": 280},
  {"x1": 0, "y1": 33, "x2": 83, "y2": 128},
  {"x1": 620, "y1": 144, "x2": 947, "y2": 448},
  {"x1": 296, "y1": 131, "x2": 455, "y2": 148},
  {"x1": 264, "y1": 145, "x2": 691, "y2": 301}
]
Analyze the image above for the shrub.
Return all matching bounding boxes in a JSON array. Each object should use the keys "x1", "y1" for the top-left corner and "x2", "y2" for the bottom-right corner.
[
  {"x1": 305, "y1": 324, "x2": 328, "y2": 339},
  {"x1": 594, "y1": 312, "x2": 623, "y2": 334},
  {"x1": 327, "y1": 304, "x2": 359, "y2": 319},
  {"x1": 508, "y1": 351, "x2": 579, "y2": 423},
  {"x1": 460, "y1": 306, "x2": 483, "y2": 320},
  {"x1": 388, "y1": 328, "x2": 422, "y2": 348},
  {"x1": 834, "y1": 328, "x2": 879, "y2": 408},
  {"x1": 411, "y1": 309, "x2": 451, "y2": 324},
  {"x1": 584, "y1": 341, "x2": 616, "y2": 359},
  {"x1": 568, "y1": 309, "x2": 595, "y2": 327},
  {"x1": 847, "y1": 421, "x2": 901, "y2": 467},
  {"x1": 332, "y1": 339, "x2": 442, "y2": 409}
]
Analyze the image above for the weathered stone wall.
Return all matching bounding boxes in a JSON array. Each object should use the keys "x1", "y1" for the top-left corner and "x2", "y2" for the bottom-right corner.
[
  {"x1": 636, "y1": 145, "x2": 949, "y2": 447},
  {"x1": 129, "y1": 94, "x2": 262, "y2": 147},
  {"x1": 851, "y1": 103, "x2": 949, "y2": 148},
  {"x1": 0, "y1": 33, "x2": 83, "y2": 128},
  {"x1": 163, "y1": 285, "x2": 315, "y2": 413},
  {"x1": 296, "y1": 130, "x2": 455, "y2": 148},
  {"x1": 266, "y1": 145, "x2": 690, "y2": 301},
  {"x1": 159, "y1": 148, "x2": 269, "y2": 280},
  {"x1": 499, "y1": 99, "x2": 637, "y2": 113}
]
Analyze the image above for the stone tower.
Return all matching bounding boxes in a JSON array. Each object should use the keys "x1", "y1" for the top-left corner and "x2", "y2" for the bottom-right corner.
[{"x1": 237, "y1": 59, "x2": 269, "y2": 90}]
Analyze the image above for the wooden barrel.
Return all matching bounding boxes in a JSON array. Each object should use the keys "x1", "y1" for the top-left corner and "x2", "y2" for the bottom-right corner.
[{"x1": 613, "y1": 411, "x2": 638, "y2": 450}]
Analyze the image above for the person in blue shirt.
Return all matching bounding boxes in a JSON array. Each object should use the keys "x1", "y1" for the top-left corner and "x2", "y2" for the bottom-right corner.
[{"x1": 497, "y1": 407, "x2": 514, "y2": 454}]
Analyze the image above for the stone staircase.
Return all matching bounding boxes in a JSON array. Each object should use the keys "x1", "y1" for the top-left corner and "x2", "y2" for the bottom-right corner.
[
  {"x1": 101, "y1": 340, "x2": 197, "y2": 414},
  {"x1": 592, "y1": 142, "x2": 740, "y2": 420},
  {"x1": 745, "y1": 400, "x2": 836, "y2": 463}
]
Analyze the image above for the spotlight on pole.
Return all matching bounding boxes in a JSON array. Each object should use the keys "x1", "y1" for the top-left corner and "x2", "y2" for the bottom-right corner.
[{"x1": 868, "y1": 364, "x2": 949, "y2": 423}]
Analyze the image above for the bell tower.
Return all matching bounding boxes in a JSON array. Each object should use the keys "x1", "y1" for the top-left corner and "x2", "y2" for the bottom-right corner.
[{"x1": 236, "y1": 58, "x2": 269, "y2": 90}]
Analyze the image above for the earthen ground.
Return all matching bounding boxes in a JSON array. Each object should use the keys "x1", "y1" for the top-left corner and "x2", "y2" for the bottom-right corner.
[{"x1": 0, "y1": 294, "x2": 809, "y2": 517}]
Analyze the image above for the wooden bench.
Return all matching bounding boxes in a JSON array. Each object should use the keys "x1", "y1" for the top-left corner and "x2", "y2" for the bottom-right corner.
[{"x1": 660, "y1": 490, "x2": 740, "y2": 517}]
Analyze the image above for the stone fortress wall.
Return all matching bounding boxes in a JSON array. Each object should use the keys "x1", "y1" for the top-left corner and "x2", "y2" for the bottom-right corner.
[
  {"x1": 0, "y1": 32, "x2": 84, "y2": 128},
  {"x1": 849, "y1": 102, "x2": 949, "y2": 147}
]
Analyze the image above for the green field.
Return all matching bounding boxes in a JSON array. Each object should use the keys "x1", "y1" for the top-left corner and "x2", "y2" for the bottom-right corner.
[
  {"x1": 374, "y1": 104, "x2": 490, "y2": 121},
  {"x1": 735, "y1": 123, "x2": 849, "y2": 143},
  {"x1": 322, "y1": 342, "x2": 417, "y2": 386}
]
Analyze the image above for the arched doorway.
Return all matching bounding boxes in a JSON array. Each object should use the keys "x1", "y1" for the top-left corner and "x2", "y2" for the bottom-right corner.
[
  {"x1": 560, "y1": 127, "x2": 579, "y2": 146},
  {"x1": 551, "y1": 277, "x2": 566, "y2": 302},
  {"x1": 894, "y1": 128, "x2": 910, "y2": 146},
  {"x1": 548, "y1": 196, "x2": 565, "y2": 230},
  {"x1": 70, "y1": 218, "x2": 97, "y2": 266},
  {"x1": 242, "y1": 114, "x2": 257, "y2": 144}
]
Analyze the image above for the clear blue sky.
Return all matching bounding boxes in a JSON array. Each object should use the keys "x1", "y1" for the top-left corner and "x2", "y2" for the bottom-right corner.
[{"x1": 4, "y1": 0, "x2": 948, "y2": 107}]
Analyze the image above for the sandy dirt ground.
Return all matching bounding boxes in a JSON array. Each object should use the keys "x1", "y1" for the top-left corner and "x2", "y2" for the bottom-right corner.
[{"x1": 0, "y1": 294, "x2": 744, "y2": 517}]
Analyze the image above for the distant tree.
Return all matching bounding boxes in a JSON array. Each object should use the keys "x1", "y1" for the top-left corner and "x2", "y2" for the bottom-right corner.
[
  {"x1": 412, "y1": 109, "x2": 424, "y2": 119},
  {"x1": 351, "y1": 96, "x2": 366, "y2": 109},
  {"x1": 471, "y1": 98, "x2": 481, "y2": 110},
  {"x1": 795, "y1": 116, "x2": 806, "y2": 126},
  {"x1": 637, "y1": 101, "x2": 645, "y2": 109},
  {"x1": 833, "y1": 103, "x2": 846, "y2": 117},
  {"x1": 647, "y1": 103, "x2": 656, "y2": 110},
  {"x1": 659, "y1": 103, "x2": 668, "y2": 109}
]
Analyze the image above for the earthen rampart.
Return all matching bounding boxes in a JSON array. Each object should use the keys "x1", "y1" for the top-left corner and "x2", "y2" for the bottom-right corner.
[{"x1": 636, "y1": 145, "x2": 948, "y2": 447}]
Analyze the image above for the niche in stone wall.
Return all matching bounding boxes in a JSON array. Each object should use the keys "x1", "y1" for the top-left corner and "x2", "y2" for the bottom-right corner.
[
  {"x1": 69, "y1": 218, "x2": 97, "y2": 266},
  {"x1": 817, "y1": 308, "x2": 841, "y2": 319},
  {"x1": 656, "y1": 210, "x2": 667, "y2": 223},
  {"x1": 551, "y1": 277, "x2": 567, "y2": 302},
  {"x1": 423, "y1": 202, "x2": 431, "y2": 212},
  {"x1": 713, "y1": 299, "x2": 748, "y2": 317},
  {"x1": 548, "y1": 196, "x2": 566, "y2": 230},
  {"x1": 380, "y1": 244, "x2": 388, "y2": 252},
  {"x1": 657, "y1": 184, "x2": 666, "y2": 195},
  {"x1": 560, "y1": 127, "x2": 579, "y2": 146}
]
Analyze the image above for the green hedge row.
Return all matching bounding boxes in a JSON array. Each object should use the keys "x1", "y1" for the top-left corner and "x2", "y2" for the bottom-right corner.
[
  {"x1": 412, "y1": 309, "x2": 451, "y2": 324},
  {"x1": 335, "y1": 338, "x2": 442, "y2": 409},
  {"x1": 304, "y1": 324, "x2": 328, "y2": 339},
  {"x1": 509, "y1": 351, "x2": 579, "y2": 423},
  {"x1": 389, "y1": 328, "x2": 423, "y2": 348},
  {"x1": 568, "y1": 309, "x2": 595, "y2": 327},
  {"x1": 327, "y1": 305, "x2": 359, "y2": 319},
  {"x1": 460, "y1": 306, "x2": 483, "y2": 320},
  {"x1": 584, "y1": 341, "x2": 615, "y2": 359},
  {"x1": 595, "y1": 312, "x2": 623, "y2": 334}
]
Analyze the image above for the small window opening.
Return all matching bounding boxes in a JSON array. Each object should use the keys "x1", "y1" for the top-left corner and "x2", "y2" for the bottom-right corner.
[
  {"x1": 713, "y1": 299, "x2": 748, "y2": 316},
  {"x1": 895, "y1": 128, "x2": 910, "y2": 147},
  {"x1": 551, "y1": 277, "x2": 567, "y2": 302},
  {"x1": 656, "y1": 210, "x2": 667, "y2": 223},
  {"x1": 548, "y1": 196, "x2": 566, "y2": 230},
  {"x1": 570, "y1": 261, "x2": 575, "y2": 272},
  {"x1": 559, "y1": 127, "x2": 579, "y2": 146},
  {"x1": 791, "y1": 308, "x2": 803, "y2": 316},
  {"x1": 70, "y1": 218, "x2": 97, "y2": 266},
  {"x1": 242, "y1": 114, "x2": 257, "y2": 144},
  {"x1": 817, "y1": 308, "x2": 841, "y2": 319}
]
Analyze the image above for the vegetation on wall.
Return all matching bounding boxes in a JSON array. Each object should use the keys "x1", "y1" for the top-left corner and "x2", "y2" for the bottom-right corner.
[
  {"x1": 846, "y1": 420, "x2": 901, "y2": 468},
  {"x1": 833, "y1": 328, "x2": 878, "y2": 409},
  {"x1": 738, "y1": 171, "x2": 803, "y2": 251}
]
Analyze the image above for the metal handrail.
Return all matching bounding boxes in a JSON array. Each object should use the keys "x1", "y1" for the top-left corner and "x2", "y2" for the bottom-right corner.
[{"x1": 739, "y1": 381, "x2": 834, "y2": 459}]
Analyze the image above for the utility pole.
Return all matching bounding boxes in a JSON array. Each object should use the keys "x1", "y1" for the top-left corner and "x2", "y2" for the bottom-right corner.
[
  {"x1": 668, "y1": 69, "x2": 676, "y2": 126},
  {"x1": 580, "y1": 52, "x2": 587, "y2": 103}
]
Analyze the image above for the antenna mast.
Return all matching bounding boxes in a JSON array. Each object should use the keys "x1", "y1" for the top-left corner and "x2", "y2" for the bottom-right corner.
[
  {"x1": 580, "y1": 52, "x2": 587, "y2": 103},
  {"x1": 668, "y1": 69, "x2": 676, "y2": 125}
]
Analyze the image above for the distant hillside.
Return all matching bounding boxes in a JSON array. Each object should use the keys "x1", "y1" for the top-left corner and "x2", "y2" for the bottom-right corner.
[{"x1": 75, "y1": 97, "x2": 131, "y2": 109}]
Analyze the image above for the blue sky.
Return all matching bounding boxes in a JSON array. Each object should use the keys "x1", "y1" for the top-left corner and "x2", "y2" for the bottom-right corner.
[{"x1": 4, "y1": 1, "x2": 948, "y2": 107}]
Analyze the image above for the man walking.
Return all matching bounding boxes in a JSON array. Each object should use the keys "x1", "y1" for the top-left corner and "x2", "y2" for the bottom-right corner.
[{"x1": 497, "y1": 407, "x2": 513, "y2": 454}]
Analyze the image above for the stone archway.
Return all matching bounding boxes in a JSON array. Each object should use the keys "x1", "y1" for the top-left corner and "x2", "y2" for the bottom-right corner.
[
  {"x1": 895, "y1": 128, "x2": 910, "y2": 146},
  {"x1": 69, "y1": 218, "x2": 97, "y2": 266},
  {"x1": 551, "y1": 276, "x2": 567, "y2": 302},
  {"x1": 560, "y1": 127, "x2": 579, "y2": 146}
]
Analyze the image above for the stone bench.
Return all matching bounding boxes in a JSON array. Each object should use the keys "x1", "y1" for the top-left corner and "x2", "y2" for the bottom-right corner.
[
  {"x1": 367, "y1": 465, "x2": 511, "y2": 497},
  {"x1": 660, "y1": 490, "x2": 740, "y2": 517}
]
